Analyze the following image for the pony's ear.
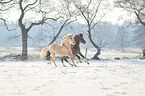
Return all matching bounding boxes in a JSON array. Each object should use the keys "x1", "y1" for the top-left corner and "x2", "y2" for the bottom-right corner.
[
  {"x1": 80, "y1": 34, "x2": 83, "y2": 37},
  {"x1": 63, "y1": 36, "x2": 67, "y2": 39},
  {"x1": 63, "y1": 33, "x2": 73, "y2": 39},
  {"x1": 67, "y1": 33, "x2": 73, "y2": 37}
]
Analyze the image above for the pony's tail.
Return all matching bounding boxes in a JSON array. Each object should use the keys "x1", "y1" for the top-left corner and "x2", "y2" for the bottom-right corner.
[{"x1": 40, "y1": 46, "x2": 50, "y2": 58}]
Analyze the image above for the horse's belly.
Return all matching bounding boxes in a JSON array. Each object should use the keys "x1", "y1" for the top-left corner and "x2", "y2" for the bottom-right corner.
[{"x1": 54, "y1": 49, "x2": 70, "y2": 56}]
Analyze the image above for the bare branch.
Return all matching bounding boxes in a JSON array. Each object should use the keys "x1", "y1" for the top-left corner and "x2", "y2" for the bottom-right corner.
[
  {"x1": 115, "y1": 0, "x2": 145, "y2": 26},
  {"x1": 64, "y1": 17, "x2": 77, "y2": 27},
  {"x1": 90, "y1": 0, "x2": 102, "y2": 25},
  {"x1": 0, "y1": 1, "x2": 17, "y2": 11},
  {"x1": 8, "y1": 34, "x2": 21, "y2": 40},
  {"x1": 90, "y1": 12, "x2": 106, "y2": 30},
  {"x1": 45, "y1": 22, "x2": 57, "y2": 29},
  {"x1": 26, "y1": 16, "x2": 63, "y2": 32},
  {"x1": 19, "y1": 0, "x2": 24, "y2": 13},
  {"x1": 86, "y1": 0, "x2": 92, "y2": 19},
  {"x1": 134, "y1": 11, "x2": 145, "y2": 26},
  {"x1": 0, "y1": 18, "x2": 17, "y2": 31},
  {"x1": 116, "y1": 2, "x2": 135, "y2": 13},
  {"x1": 23, "y1": 0, "x2": 38, "y2": 11},
  {"x1": 25, "y1": 2, "x2": 40, "y2": 13},
  {"x1": 75, "y1": 4, "x2": 89, "y2": 24},
  {"x1": 0, "y1": 0, "x2": 13, "y2": 4}
]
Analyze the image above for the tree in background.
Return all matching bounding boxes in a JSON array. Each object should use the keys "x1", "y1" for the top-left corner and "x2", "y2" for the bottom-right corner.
[
  {"x1": 92, "y1": 22, "x2": 112, "y2": 48},
  {"x1": 32, "y1": 25, "x2": 47, "y2": 50},
  {"x1": 133, "y1": 24, "x2": 145, "y2": 48},
  {"x1": 71, "y1": 0, "x2": 109, "y2": 59},
  {"x1": 133, "y1": 24, "x2": 145, "y2": 59},
  {"x1": 115, "y1": 0, "x2": 145, "y2": 57},
  {"x1": 116, "y1": 26, "x2": 129, "y2": 52},
  {"x1": 115, "y1": 0, "x2": 145, "y2": 26},
  {"x1": 1, "y1": 0, "x2": 62, "y2": 60},
  {"x1": 0, "y1": 0, "x2": 17, "y2": 31}
]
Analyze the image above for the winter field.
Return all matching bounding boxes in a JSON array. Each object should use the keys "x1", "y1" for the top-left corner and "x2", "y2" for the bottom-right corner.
[{"x1": 0, "y1": 47, "x2": 145, "y2": 96}]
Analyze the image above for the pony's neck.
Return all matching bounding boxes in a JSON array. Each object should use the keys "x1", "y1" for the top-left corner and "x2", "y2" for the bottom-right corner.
[
  {"x1": 61, "y1": 39, "x2": 72, "y2": 50},
  {"x1": 74, "y1": 39, "x2": 80, "y2": 48}
]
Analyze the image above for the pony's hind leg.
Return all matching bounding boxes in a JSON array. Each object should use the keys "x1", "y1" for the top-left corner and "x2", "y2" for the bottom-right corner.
[
  {"x1": 51, "y1": 53, "x2": 57, "y2": 67},
  {"x1": 61, "y1": 56, "x2": 73, "y2": 67},
  {"x1": 61, "y1": 56, "x2": 66, "y2": 67},
  {"x1": 48, "y1": 53, "x2": 57, "y2": 66},
  {"x1": 48, "y1": 56, "x2": 52, "y2": 64}
]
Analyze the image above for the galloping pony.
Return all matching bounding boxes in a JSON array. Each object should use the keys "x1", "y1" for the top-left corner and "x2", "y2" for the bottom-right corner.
[
  {"x1": 61, "y1": 33, "x2": 89, "y2": 65},
  {"x1": 40, "y1": 33, "x2": 77, "y2": 67}
]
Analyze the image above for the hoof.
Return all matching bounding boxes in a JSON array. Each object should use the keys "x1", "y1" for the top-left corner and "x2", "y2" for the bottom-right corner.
[
  {"x1": 63, "y1": 65, "x2": 66, "y2": 67},
  {"x1": 70, "y1": 64, "x2": 73, "y2": 66},
  {"x1": 74, "y1": 65, "x2": 77, "y2": 67},
  {"x1": 76, "y1": 61, "x2": 82, "y2": 64}
]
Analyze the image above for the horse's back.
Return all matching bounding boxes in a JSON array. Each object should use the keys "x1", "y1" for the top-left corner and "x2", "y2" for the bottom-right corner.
[
  {"x1": 49, "y1": 43, "x2": 62, "y2": 50},
  {"x1": 49, "y1": 43, "x2": 71, "y2": 56}
]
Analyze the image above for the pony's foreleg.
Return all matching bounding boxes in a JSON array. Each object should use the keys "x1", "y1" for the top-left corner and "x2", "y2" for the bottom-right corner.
[
  {"x1": 78, "y1": 52, "x2": 89, "y2": 64},
  {"x1": 76, "y1": 55, "x2": 82, "y2": 63},
  {"x1": 73, "y1": 54, "x2": 81, "y2": 64},
  {"x1": 70, "y1": 57, "x2": 77, "y2": 67},
  {"x1": 76, "y1": 55, "x2": 80, "y2": 59}
]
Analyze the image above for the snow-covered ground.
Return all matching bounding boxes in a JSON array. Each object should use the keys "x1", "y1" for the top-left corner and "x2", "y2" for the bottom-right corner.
[{"x1": 0, "y1": 48, "x2": 145, "y2": 96}]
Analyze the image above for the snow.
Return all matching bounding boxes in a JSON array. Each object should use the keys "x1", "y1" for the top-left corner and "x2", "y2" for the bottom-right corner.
[
  {"x1": 0, "y1": 59, "x2": 145, "y2": 96},
  {"x1": 0, "y1": 47, "x2": 145, "y2": 96}
]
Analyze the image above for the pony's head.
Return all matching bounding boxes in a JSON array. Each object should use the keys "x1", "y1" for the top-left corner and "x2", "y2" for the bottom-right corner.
[
  {"x1": 63, "y1": 33, "x2": 75, "y2": 45},
  {"x1": 74, "y1": 34, "x2": 86, "y2": 44}
]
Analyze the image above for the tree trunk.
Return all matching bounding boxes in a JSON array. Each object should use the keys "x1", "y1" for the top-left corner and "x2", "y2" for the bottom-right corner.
[
  {"x1": 88, "y1": 30, "x2": 101, "y2": 60},
  {"x1": 143, "y1": 49, "x2": 145, "y2": 59},
  {"x1": 21, "y1": 30, "x2": 28, "y2": 60},
  {"x1": 90, "y1": 38, "x2": 101, "y2": 60}
]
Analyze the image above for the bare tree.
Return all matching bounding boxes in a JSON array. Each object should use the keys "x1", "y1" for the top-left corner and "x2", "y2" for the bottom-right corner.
[
  {"x1": 115, "y1": 0, "x2": 145, "y2": 26},
  {"x1": 72, "y1": 0, "x2": 108, "y2": 59},
  {"x1": 92, "y1": 22, "x2": 112, "y2": 48},
  {"x1": 115, "y1": 0, "x2": 145, "y2": 58},
  {"x1": 116, "y1": 26, "x2": 129, "y2": 52},
  {"x1": 0, "y1": 0, "x2": 17, "y2": 31},
  {"x1": 133, "y1": 24, "x2": 145, "y2": 48},
  {"x1": 1, "y1": 0, "x2": 62, "y2": 60}
]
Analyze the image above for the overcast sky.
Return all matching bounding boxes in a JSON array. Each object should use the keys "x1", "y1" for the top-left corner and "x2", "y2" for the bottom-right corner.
[{"x1": 2, "y1": 0, "x2": 135, "y2": 25}]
